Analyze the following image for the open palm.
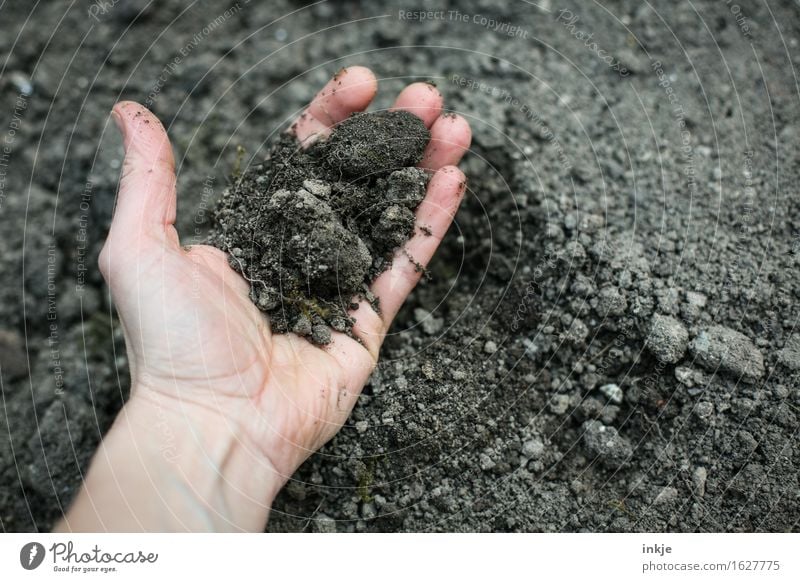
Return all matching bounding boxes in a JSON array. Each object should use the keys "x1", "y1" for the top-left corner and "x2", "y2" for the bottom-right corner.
[{"x1": 101, "y1": 67, "x2": 471, "y2": 487}]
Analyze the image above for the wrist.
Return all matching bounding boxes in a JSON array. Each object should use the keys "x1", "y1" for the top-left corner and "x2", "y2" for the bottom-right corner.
[{"x1": 58, "y1": 385, "x2": 285, "y2": 532}]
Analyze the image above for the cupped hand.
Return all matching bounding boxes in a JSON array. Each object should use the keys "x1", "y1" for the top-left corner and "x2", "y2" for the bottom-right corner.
[{"x1": 59, "y1": 66, "x2": 470, "y2": 531}]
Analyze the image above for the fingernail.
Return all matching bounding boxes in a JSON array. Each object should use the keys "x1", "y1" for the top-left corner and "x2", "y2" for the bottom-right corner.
[{"x1": 110, "y1": 108, "x2": 125, "y2": 138}]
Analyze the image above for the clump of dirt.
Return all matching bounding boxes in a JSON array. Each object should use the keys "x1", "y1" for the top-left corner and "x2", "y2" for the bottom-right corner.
[
  {"x1": 209, "y1": 110, "x2": 431, "y2": 343},
  {"x1": 320, "y1": 110, "x2": 431, "y2": 176}
]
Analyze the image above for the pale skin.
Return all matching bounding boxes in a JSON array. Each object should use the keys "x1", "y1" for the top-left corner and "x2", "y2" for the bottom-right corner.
[{"x1": 55, "y1": 66, "x2": 471, "y2": 532}]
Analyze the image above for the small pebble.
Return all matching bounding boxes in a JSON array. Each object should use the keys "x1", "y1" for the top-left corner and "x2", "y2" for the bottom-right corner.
[
  {"x1": 778, "y1": 334, "x2": 800, "y2": 371},
  {"x1": 550, "y1": 394, "x2": 571, "y2": 415},
  {"x1": 314, "y1": 514, "x2": 337, "y2": 533},
  {"x1": 0, "y1": 329, "x2": 28, "y2": 379},
  {"x1": 479, "y1": 453, "x2": 496, "y2": 471},
  {"x1": 694, "y1": 401, "x2": 714, "y2": 421},
  {"x1": 594, "y1": 286, "x2": 627, "y2": 317},
  {"x1": 648, "y1": 314, "x2": 689, "y2": 363},
  {"x1": 521, "y1": 438, "x2": 545, "y2": 460},
  {"x1": 414, "y1": 307, "x2": 443, "y2": 335},
  {"x1": 653, "y1": 486, "x2": 678, "y2": 505},
  {"x1": 674, "y1": 366, "x2": 694, "y2": 386},
  {"x1": 582, "y1": 420, "x2": 633, "y2": 469},
  {"x1": 692, "y1": 467, "x2": 708, "y2": 497},
  {"x1": 685, "y1": 291, "x2": 707, "y2": 308},
  {"x1": 689, "y1": 325, "x2": 765, "y2": 382},
  {"x1": 9, "y1": 71, "x2": 33, "y2": 96},
  {"x1": 599, "y1": 383, "x2": 624, "y2": 404},
  {"x1": 360, "y1": 502, "x2": 377, "y2": 520}
]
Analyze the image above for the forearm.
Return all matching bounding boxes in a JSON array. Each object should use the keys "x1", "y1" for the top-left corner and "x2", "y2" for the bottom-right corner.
[{"x1": 54, "y1": 389, "x2": 284, "y2": 532}]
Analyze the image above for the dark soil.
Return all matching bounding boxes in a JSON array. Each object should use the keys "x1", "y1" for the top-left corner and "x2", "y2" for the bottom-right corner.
[
  {"x1": 1, "y1": 0, "x2": 798, "y2": 533},
  {"x1": 209, "y1": 111, "x2": 430, "y2": 342}
]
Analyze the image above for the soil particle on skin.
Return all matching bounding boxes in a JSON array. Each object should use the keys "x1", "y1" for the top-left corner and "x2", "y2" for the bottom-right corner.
[{"x1": 209, "y1": 111, "x2": 431, "y2": 343}]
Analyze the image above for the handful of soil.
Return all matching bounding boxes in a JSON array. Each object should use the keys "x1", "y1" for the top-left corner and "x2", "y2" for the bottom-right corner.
[{"x1": 209, "y1": 111, "x2": 431, "y2": 344}]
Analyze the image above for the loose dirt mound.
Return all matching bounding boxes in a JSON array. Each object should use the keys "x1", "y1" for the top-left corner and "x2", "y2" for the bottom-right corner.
[{"x1": 210, "y1": 111, "x2": 430, "y2": 343}]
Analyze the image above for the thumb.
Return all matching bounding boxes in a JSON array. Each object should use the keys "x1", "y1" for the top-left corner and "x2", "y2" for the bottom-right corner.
[{"x1": 101, "y1": 102, "x2": 179, "y2": 280}]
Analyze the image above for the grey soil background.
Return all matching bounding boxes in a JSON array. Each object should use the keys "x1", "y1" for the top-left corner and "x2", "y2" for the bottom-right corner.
[{"x1": 0, "y1": 0, "x2": 798, "y2": 532}]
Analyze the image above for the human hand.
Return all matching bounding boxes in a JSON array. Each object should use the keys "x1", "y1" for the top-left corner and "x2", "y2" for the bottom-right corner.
[{"x1": 56, "y1": 66, "x2": 471, "y2": 532}]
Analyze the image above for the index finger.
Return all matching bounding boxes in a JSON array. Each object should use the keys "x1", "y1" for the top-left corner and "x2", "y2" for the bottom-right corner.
[{"x1": 290, "y1": 66, "x2": 377, "y2": 146}]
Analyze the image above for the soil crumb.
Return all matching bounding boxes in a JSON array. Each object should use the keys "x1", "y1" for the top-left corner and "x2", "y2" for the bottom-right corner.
[{"x1": 209, "y1": 110, "x2": 431, "y2": 343}]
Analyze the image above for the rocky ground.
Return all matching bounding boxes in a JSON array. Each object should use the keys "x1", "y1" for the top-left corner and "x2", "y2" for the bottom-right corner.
[{"x1": 0, "y1": 0, "x2": 798, "y2": 532}]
